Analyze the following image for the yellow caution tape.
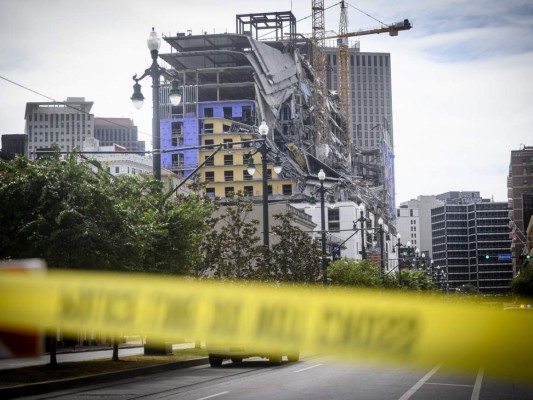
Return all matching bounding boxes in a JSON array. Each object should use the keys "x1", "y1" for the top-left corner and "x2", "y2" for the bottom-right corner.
[{"x1": 0, "y1": 269, "x2": 532, "y2": 382}]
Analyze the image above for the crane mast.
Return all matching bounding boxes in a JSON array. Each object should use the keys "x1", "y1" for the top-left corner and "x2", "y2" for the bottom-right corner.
[
  {"x1": 337, "y1": 1, "x2": 351, "y2": 158},
  {"x1": 311, "y1": 0, "x2": 329, "y2": 160}
]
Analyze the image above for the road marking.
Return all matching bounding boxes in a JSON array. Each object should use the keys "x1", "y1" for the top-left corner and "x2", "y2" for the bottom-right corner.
[
  {"x1": 196, "y1": 391, "x2": 229, "y2": 400},
  {"x1": 471, "y1": 368, "x2": 484, "y2": 400},
  {"x1": 398, "y1": 364, "x2": 442, "y2": 400},
  {"x1": 295, "y1": 363, "x2": 323, "y2": 373},
  {"x1": 426, "y1": 382, "x2": 474, "y2": 387}
]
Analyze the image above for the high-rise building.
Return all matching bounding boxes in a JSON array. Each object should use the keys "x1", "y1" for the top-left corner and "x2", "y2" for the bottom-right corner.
[
  {"x1": 24, "y1": 97, "x2": 94, "y2": 158},
  {"x1": 508, "y1": 145, "x2": 533, "y2": 274},
  {"x1": 0, "y1": 134, "x2": 27, "y2": 159},
  {"x1": 325, "y1": 45, "x2": 395, "y2": 219},
  {"x1": 94, "y1": 118, "x2": 145, "y2": 153},
  {"x1": 396, "y1": 195, "x2": 443, "y2": 257},
  {"x1": 431, "y1": 199, "x2": 512, "y2": 293}
]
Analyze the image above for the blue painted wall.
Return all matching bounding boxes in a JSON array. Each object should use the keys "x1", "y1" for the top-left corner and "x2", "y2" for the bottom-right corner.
[{"x1": 160, "y1": 101, "x2": 255, "y2": 178}]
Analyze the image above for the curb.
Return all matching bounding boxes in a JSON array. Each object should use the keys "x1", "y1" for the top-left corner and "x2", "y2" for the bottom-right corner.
[{"x1": 0, "y1": 357, "x2": 209, "y2": 399}]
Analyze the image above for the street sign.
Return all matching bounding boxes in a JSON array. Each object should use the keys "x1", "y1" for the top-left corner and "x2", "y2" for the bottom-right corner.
[{"x1": 498, "y1": 254, "x2": 512, "y2": 261}]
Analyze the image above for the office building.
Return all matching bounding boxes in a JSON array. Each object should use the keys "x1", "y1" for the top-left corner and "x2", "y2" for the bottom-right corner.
[
  {"x1": 396, "y1": 195, "x2": 444, "y2": 257},
  {"x1": 325, "y1": 45, "x2": 396, "y2": 220},
  {"x1": 25, "y1": 97, "x2": 94, "y2": 159},
  {"x1": 0, "y1": 134, "x2": 26, "y2": 159},
  {"x1": 508, "y1": 145, "x2": 533, "y2": 273},
  {"x1": 94, "y1": 118, "x2": 145, "y2": 153},
  {"x1": 431, "y1": 199, "x2": 512, "y2": 293}
]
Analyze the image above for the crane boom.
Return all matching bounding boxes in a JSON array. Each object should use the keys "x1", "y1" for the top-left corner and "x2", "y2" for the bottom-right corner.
[{"x1": 326, "y1": 19, "x2": 412, "y2": 39}]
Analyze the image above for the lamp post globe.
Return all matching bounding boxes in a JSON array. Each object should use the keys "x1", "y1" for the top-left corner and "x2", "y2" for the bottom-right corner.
[
  {"x1": 147, "y1": 28, "x2": 161, "y2": 51},
  {"x1": 259, "y1": 120, "x2": 269, "y2": 136}
]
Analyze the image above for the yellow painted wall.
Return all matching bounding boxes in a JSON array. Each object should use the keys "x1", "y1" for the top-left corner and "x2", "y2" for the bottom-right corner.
[{"x1": 199, "y1": 118, "x2": 295, "y2": 198}]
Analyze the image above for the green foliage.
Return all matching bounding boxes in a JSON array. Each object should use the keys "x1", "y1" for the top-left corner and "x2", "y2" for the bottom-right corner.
[
  {"x1": 511, "y1": 265, "x2": 533, "y2": 297},
  {"x1": 328, "y1": 259, "x2": 382, "y2": 287},
  {"x1": 196, "y1": 192, "x2": 262, "y2": 279},
  {"x1": 397, "y1": 269, "x2": 436, "y2": 291},
  {"x1": 265, "y1": 213, "x2": 321, "y2": 283},
  {"x1": 328, "y1": 258, "x2": 437, "y2": 291},
  {"x1": 0, "y1": 153, "x2": 213, "y2": 274}
]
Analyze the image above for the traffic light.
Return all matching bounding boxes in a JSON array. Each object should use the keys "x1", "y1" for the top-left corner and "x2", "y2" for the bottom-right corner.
[
  {"x1": 518, "y1": 254, "x2": 532, "y2": 260},
  {"x1": 484, "y1": 255, "x2": 490, "y2": 260}
]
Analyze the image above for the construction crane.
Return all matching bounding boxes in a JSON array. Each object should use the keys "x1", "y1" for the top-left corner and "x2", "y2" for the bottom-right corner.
[
  {"x1": 311, "y1": 0, "x2": 329, "y2": 160},
  {"x1": 331, "y1": 4, "x2": 412, "y2": 152},
  {"x1": 310, "y1": 0, "x2": 412, "y2": 163},
  {"x1": 326, "y1": 18, "x2": 413, "y2": 40},
  {"x1": 337, "y1": 1, "x2": 351, "y2": 159}
]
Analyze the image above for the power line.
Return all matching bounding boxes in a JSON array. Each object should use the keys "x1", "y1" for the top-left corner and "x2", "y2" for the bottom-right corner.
[
  {"x1": 345, "y1": 2, "x2": 387, "y2": 26},
  {"x1": 0, "y1": 75, "x2": 153, "y2": 140}
]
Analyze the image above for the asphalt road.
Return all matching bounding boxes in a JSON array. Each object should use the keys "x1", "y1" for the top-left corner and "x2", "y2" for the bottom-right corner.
[{"x1": 20, "y1": 354, "x2": 533, "y2": 400}]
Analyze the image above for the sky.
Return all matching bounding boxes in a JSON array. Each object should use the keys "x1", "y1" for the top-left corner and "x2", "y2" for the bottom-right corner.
[{"x1": 0, "y1": 0, "x2": 532, "y2": 204}]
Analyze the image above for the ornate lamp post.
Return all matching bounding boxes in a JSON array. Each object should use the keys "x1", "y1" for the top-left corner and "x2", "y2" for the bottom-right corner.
[
  {"x1": 246, "y1": 121, "x2": 282, "y2": 252},
  {"x1": 376, "y1": 217, "x2": 388, "y2": 275},
  {"x1": 309, "y1": 169, "x2": 336, "y2": 285},
  {"x1": 393, "y1": 233, "x2": 404, "y2": 285},
  {"x1": 131, "y1": 28, "x2": 182, "y2": 181},
  {"x1": 356, "y1": 204, "x2": 368, "y2": 260}
]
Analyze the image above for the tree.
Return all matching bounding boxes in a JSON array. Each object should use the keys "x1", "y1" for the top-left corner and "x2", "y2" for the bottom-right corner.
[
  {"x1": 397, "y1": 269, "x2": 435, "y2": 291},
  {"x1": 265, "y1": 213, "x2": 322, "y2": 283},
  {"x1": 0, "y1": 152, "x2": 216, "y2": 362},
  {"x1": 196, "y1": 192, "x2": 262, "y2": 279},
  {"x1": 0, "y1": 153, "x2": 133, "y2": 270},
  {"x1": 511, "y1": 265, "x2": 533, "y2": 298},
  {"x1": 328, "y1": 259, "x2": 382, "y2": 287}
]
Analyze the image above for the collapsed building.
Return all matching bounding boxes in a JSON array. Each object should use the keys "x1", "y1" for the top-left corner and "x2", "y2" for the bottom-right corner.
[{"x1": 156, "y1": 11, "x2": 396, "y2": 227}]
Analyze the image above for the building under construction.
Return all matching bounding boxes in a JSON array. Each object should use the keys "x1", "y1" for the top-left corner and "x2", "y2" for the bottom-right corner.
[{"x1": 155, "y1": 10, "x2": 406, "y2": 226}]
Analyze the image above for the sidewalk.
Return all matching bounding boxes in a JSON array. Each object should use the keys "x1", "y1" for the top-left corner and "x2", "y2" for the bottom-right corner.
[
  {"x1": 0, "y1": 341, "x2": 208, "y2": 399},
  {"x1": 0, "y1": 340, "x2": 197, "y2": 371}
]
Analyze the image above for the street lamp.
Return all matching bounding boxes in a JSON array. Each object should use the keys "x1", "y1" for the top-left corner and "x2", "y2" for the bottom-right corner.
[
  {"x1": 393, "y1": 233, "x2": 404, "y2": 285},
  {"x1": 131, "y1": 27, "x2": 182, "y2": 181},
  {"x1": 308, "y1": 169, "x2": 336, "y2": 285},
  {"x1": 246, "y1": 121, "x2": 282, "y2": 253},
  {"x1": 356, "y1": 204, "x2": 367, "y2": 260},
  {"x1": 376, "y1": 217, "x2": 388, "y2": 275}
]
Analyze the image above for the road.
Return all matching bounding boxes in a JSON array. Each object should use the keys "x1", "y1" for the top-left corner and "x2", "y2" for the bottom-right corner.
[{"x1": 21, "y1": 354, "x2": 533, "y2": 400}]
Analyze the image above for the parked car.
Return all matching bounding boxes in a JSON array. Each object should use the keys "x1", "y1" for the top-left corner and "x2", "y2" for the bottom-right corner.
[{"x1": 206, "y1": 343, "x2": 300, "y2": 367}]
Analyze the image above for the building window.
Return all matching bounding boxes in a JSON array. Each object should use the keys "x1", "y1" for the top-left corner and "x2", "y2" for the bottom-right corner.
[
  {"x1": 204, "y1": 139, "x2": 215, "y2": 148},
  {"x1": 243, "y1": 169, "x2": 253, "y2": 181},
  {"x1": 172, "y1": 153, "x2": 184, "y2": 167},
  {"x1": 224, "y1": 155, "x2": 233, "y2": 165},
  {"x1": 204, "y1": 155, "x2": 214, "y2": 166},
  {"x1": 205, "y1": 171, "x2": 215, "y2": 182},
  {"x1": 172, "y1": 136, "x2": 184, "y2": 146},
  {"x1": 243, "y1": 153, "x2": 253, "y2": 164},
  {"x1": 204, "y1": 107, "x2": 214, "y2": 117},
  {"x1": 224, "y1": 171, "x2": 234, "y2": 182},
  {"x1": 282, "y1": 184, "x2": 292, "y2": 195},
  {"x1": 206, "y1": 187, "x2": 215, "y2": 198},
  {"x1": 223, "y1": 138, "x2": 233, "y2": 148},
  {"x1": 204, "y1": 123, "x2": 214, "y2": 134},
  {"x1": 225, "y1": 187, "x2": 235, "y2": 197},
  {"x1": 243, "y1": 186, "x2": 254, "y2": 196},
  {"x1": 267, "y1": 185, "x2": 273, "y2": 195},
  {"x1": 115, "y1": 166, "x2": 120, "y2": 174},
  {"x1": 223, "y1": 107, "x2": 232, "y2": 119},
  {"x1": 267, "y1": 169, "x2": 272, "y2": 179},
  {"x1": 328, "y1": 208, "x2": 340, "y2": 232}
]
